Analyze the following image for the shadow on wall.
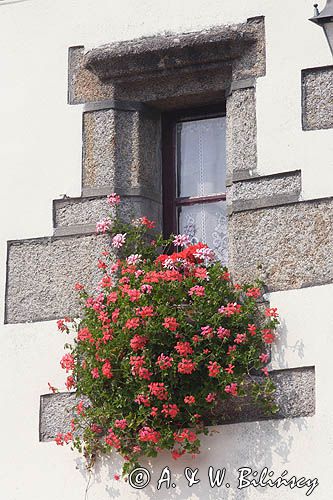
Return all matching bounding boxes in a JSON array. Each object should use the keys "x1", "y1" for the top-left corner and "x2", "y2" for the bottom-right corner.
[
  {"x1": 0, "y1": 0, "x2": 32, "y2": 5},
  {"x1": 75, "y1": 417, "x2": 309, "y2": 499},
  {"x1": 273, "y1": 317, "x2": 305, "y2": 369}
]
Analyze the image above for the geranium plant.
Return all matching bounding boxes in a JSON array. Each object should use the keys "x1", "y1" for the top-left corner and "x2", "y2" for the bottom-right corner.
[{"x1": 52, "y1": 194, "x2": 279, "y2": 477}]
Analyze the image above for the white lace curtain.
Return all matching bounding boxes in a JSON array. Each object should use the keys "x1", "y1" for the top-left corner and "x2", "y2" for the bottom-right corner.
[{"x1": 177, "y1": 116, "x2": 227, "y2": 263}]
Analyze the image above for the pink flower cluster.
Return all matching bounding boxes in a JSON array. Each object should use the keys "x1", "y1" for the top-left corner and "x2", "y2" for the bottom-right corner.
[
  {"x1": 156, "y1": 353, "x2": 173, "y2": 370},
  {"x1": 55, "y1": 431, "x2": 73, "y2": 446},
  {"x1": 225, "y1": 383, "x2": 238, "y2": 396},
  {"x1": 161, "y1": 403, "x2": 179, "y2": 419},
  {"x1": 138, "y1": 427, "x2": 161, "y2": 443},
  {"x1": 96, "y1": 217, "x2": 112, "y2": 234},
  {"x1": 148, "y1": 382, "x2": 168, "y2": 400},
  {"x1": 174, "y1": 341, "x2": 193, "y2": 357},
  {"x1": 173, "y1": 234, "x2": 190, "y2": 247},
  {"x1": 188, "y1": 285, "x2": 205, "y2": 297},
  {"x1": 177, "y1": 358, "x2": 196, "y2": 374},
  {"x1": 218, "y1": 302, "x2": 242, "y2": 316},
  {"x1": 112, "y1": 233, "x2": 126, "y2": 248},
  {"x1": 105, "y1": 428, "x2": 121, "y2": 449},
  {"x1": 107, "y1": 193, "x2": 121, "y2": 207},
  {"x1": 130, "y1": 355, "x2": 152, "y2": 380},
  {"x1": 60, "y1": 354, "x2": 75, "y2": 373},
  {"x1": 114, "y1": 419, "x2": 128, "y2": 430},
  {"x1": 207, "y1": 361, "x2": 221, "y2": 377}
]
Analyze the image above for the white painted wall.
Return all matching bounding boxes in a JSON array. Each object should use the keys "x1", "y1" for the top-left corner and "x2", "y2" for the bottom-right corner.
[{"x1": 0, "y1": 0, "x2": 332, "y2": 498}]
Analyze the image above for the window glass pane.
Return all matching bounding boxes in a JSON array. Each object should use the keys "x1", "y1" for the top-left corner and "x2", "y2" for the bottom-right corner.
[
  {"x1": 178, "y1": 201, "x2": 227, "y2": 264},
  {"x1": 176, "y1": 116, "x2": 226, "y2": 198}
]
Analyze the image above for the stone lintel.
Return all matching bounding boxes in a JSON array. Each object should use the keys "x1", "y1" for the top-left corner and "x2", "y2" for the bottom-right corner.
[
  {"x1": 82, "y1": 98, "x2": 159, "y2": 116},
  {"x1": 68, "y1": 46, "x2": 114, "y2": 105},
  {"x1": 84, "y1": 17, "x2": 264, "y2": 84},
  {"x1": 39, "y1": 366, "x2": 315, "y2": 441},
  {"x1": 53, "y1": 224, "x2": 96, "y2": 238},
  {"x1": 69, "y1": 17, "x2": 264, "y2": 105}
]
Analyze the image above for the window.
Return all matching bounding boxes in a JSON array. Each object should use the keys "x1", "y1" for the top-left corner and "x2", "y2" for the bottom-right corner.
[{"x1": 162, "y1": 104, "x2": 228, "y2": 262}]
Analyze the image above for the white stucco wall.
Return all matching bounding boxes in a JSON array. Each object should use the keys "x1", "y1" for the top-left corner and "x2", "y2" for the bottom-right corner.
[{"x1": 0, "y1": 1, "x2": 332, "y2": 499}]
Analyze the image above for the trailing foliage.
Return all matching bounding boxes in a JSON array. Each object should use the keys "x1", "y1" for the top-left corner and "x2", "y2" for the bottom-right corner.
[{"x1": 52, "y1": 194, "x2": 279, "y2": 477}]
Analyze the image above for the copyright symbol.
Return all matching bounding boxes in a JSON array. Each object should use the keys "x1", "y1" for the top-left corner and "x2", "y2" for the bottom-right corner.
[{"x1": 128, "y1": 467, "x2": 151, "y2": 489}]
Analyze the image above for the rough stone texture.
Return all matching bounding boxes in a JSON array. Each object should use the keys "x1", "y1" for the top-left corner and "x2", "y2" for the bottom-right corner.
[
  {"x1": 226, "y1": 87, "x2": 257, "y2": 178},
  {"x1": 231, "y1": 17, "x2": 265, "y2": 81},
  {"x1": 302, "y1": 65, "x2": 333, "y2": 131},
  {"x1": 229, "y1": 197, "x2": 333, "y2": 291},
  {"x1": 82, "y1": 109, "x2": 161, "y2": 198},
  {"x1": 115, "y1": 68, "x2": 231, "y2": 109},
  {"x1": 69, "y1": 43, "x2": 232, "y2": 107},
  {"x1": 85, "y1": 17, "x2": 265, "y2": 83},
  {"x1": 68, "y1": 46, "x2": 113, "y2": 105},
  {"x1": 213, "y1": 367, "x2": 315, "y2": 426},
  {"x1": 53, "y1": 195, "x2": 162, "y2": 235},
  {"x1": 69, "y1": 18, "x2": 264, "y2": 106},
  {"x1": 82, "y1": 109, "x2": 119, "y2": 190},
  {"x1": 5, "y1": 234, "x2": 109, "y2": 324},
  {"x1": 39, "y1": 393, "x2": 89, "y2": 441},
  {"x1": 39, "y1": 367, "x2": 315, "y2": 441},
  {"x1": 227, "y1": 170, "x2": 301, "y2": 213}
]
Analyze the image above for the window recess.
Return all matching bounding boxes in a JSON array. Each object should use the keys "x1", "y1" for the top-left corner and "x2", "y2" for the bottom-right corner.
[{"x1": 162, "y1": 104, "x2": 227, "y2": 263}]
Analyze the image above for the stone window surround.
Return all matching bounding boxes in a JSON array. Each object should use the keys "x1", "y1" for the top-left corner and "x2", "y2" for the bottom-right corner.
[
  {"x1": 6, "y1": 15, "x2": 332, "y2": 430},
  {"x1": 65, "y1": 16, "x2": 265, "y2": 239},
  {"x1": 6, "y1": 14, "x2": 333, "y2": 326}
]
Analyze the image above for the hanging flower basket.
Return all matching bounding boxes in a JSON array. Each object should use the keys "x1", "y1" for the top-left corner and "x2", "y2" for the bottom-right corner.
[{"x1": 52, "y1": 194, "x2": 279, "y2": 477}]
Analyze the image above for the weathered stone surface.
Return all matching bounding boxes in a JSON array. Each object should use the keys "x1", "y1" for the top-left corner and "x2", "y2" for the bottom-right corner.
[
  {"x1": 82, "y1": 109, "x2": 120, "y2": 190},
  {"x1": 226, "y1": 87, "x2": 257, "y2": 178},
  {"x1": 5, "y1": 234, "x2": 109, "y2": 324},
  {"x1": 39, "y1": 367, "x2": 315, "y2": 441},
  {"x1": 69, "y1": 18, "x2": 264, "y2": 106},
  {"x1": 302, "y1": 65, "x2": 333, "y2": 130},
  {"x1": 53, "y1": 195, "x2": 162, "y2": 235},
  {"x1": 229, "y1": 198, "x2": 333, "y2": 291},
  {"x1": 82, "y1": 109, "x2": 161, "y2": 198},
  {"x1": 228, "y1": 170, "x2": 301, "y2": 213},
  {"x1": 69, "y1": 43, "x2": 231, "y2": 107},
  {"x1": 84, "y1": 17, "x2": 265, "y2": 84},
  {"x1": 272, "y1": 367, "x2": 315, "y2": 419},
  {"x1": 231, "y1": 16, "x2": 265, "y2": 81},
  {"x1": 68, "y1": 46, "x2": 113, "y2": 105},
  {"x1": 39, "y1": 393, "x2": 90, "y2": 441},
  {"x1": 212, "y1": 367, "x2": 315, "y2": 425},
  {"x1": 115, "y1": 67, "x2": 231, "y2": 109}
]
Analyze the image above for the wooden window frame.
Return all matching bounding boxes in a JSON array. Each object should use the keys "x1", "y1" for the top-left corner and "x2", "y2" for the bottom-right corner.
[{"x1": 162, "y1": 103, "x2": 227, "y2": 239}]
